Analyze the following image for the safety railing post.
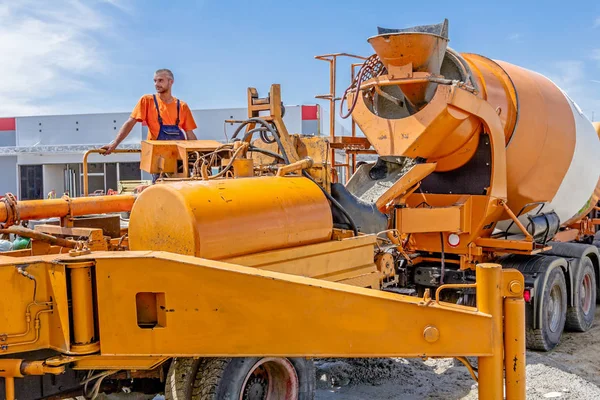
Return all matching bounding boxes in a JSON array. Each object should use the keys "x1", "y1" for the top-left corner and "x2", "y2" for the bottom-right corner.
[
  {"x1": 504, "y1": 297, "x2": 526, "y2": 399},
  {"x1": 476, "y1": 263, "x2": 504, "y2": 399}
]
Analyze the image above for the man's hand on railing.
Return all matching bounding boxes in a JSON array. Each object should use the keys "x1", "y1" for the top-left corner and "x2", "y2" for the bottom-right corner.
[{"x1": 100, "y1": 142, "x2": 117, "y2": 155}]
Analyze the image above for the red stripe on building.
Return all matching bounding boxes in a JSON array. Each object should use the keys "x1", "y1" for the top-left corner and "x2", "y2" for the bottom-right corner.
[
  {"x1": 301, "y1": 105, "x2": 318, "y2": 120},
  {"x1": 0, "y1": 117, "x2": 16, "y2": 131}
]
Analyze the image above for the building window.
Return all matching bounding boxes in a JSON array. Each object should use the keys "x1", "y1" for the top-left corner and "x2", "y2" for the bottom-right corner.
[
  {"x1": 119, "y1": 162, "x2": 141, "y2": 181},
  {"x1": 105, "y1": 163, "x2": 118, "y2": 192},
  {"x1": 20, "y1": 165, "x2": 43, "y2": 200},
  {"x1": 77, "y1": 162, "x2": 142, "y2": 196},
  {"x1": 83, "y1": 162, "x2": 105, "y2": 195}
]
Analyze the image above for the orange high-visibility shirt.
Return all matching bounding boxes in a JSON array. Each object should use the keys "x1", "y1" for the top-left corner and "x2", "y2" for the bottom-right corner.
[{"x1": 130, "y1": 94, "x2": 197, "y2": 140}]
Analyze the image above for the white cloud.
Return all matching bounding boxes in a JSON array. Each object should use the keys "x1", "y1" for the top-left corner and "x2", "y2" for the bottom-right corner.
[
  {"x1": 545, "y1": 61, "x2": 585, "y2": 88},
  {"x1": 543, "y1": 61, "x2": 600, "y2": 120},
  {"x1": 0, "y1": 0, "x2": 127, "y2": 117},
  {"x1": 100, "y1": 0, "x2": 134, "y2": 14},
  {"x1": 508, "y1": 33, "x2": 522, "y2": 41}
]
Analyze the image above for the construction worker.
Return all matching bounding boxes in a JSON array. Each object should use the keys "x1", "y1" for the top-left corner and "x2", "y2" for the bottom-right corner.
[{"x1": 101, "y1": 68, "x2": 198, "y2": 155}]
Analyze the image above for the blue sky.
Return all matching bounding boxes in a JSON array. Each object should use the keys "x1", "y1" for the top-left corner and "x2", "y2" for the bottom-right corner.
[{"x1": 1, "y1": 0, "x2": 599, "y2": 121}]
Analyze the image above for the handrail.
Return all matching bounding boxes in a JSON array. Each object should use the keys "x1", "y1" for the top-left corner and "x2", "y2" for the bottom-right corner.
[
  {"x1": 83, "y1": 149, "x2": 141, "y2": 196},
  {"x1": 435, "y1": 283, "x2": 477, "y2": 305},
  {"x1": 314, "y1": 52, "x2": 368, "y2": 183},
  {"x1": 314, "y1": 53, "x2": 368, "y2": 61}
]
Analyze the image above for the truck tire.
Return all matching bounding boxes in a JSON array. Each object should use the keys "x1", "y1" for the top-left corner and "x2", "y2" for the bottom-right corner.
[
  {"x1": 527, "y1": 267, "x2": 567, "y2": 351},
  {"x1": 565, "y1": 257, "x2": 597, "y2": 332},
  {"x1": 165, "y1": 357, "x2": 315, "y2": 400}
]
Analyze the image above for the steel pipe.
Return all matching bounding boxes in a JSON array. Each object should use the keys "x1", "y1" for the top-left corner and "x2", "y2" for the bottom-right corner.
[{"x1": 0, "y1": 195, "x2": 135, "y2": 225}]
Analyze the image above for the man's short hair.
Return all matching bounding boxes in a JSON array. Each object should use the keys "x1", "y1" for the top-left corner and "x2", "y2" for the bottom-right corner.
[{"x1": 155, "y1": 69, "x2": 174, "y2": 80}]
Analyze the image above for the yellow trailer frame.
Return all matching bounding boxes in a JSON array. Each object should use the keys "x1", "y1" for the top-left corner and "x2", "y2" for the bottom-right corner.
[{"x1": 0, "y1": 249, "x2": 525, "y2": 399}]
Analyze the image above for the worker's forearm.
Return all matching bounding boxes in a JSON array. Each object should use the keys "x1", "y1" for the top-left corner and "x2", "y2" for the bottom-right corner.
[{"x1": 186, "y1": 130, "x2": 197, "y2": 140}]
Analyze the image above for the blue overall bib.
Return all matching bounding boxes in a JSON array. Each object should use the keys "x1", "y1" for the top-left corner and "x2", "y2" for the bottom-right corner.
[
  {"x1": 153, "y1": 94, "x2": 185, "y2": 141},
  {"x1": 152, "y1": 94, "x2": 185, "y2": 182}
]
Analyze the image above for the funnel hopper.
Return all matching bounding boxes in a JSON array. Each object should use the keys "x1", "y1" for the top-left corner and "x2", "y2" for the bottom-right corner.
[{"x1": 367, "y1": 20, "x2": 449, "y2": 107}]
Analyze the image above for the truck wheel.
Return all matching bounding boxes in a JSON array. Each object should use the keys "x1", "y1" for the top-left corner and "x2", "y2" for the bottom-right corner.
[
  {"x1": 526, "y1": 267, "x2": 567, "y2": 351},
  {"x1": 165, "y1": 357, "x2": 315, "y2": 400},
  {"x1": 566, "y1": 258, "x2": 597, "y2": 332}
]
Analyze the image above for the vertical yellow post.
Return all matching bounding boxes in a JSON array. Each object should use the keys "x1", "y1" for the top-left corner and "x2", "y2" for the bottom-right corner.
[
  {"x1": 68, "y1": 261, "x2": 96, "y2": 346},
  {"x1": 504, "y1": 297, "x2": 526, "y2": 400},
  {"x1": 476, "y1": 263, "x2": 504, "y2": 400},
  {"x1": 5, "y1": 377, "x2": 15, "y2": 400}
]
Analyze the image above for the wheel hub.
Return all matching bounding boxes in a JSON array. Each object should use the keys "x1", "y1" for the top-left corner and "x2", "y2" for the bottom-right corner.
[
  {"x1": 239, "y1": 358, "x2": 299, "y2": 400},
  {"x1": 548, "y1": 284, "x2": 563, "y2": 333},
  {"x1": 243, "y1": 372, "x2": 267, "y2": 400},
  {"x1": 581, "y1": 273, "x2": 593, "y2": 315}
]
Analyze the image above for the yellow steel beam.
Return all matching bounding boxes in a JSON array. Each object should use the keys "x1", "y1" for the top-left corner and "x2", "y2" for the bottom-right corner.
[
  {"x1": 475, "y1": 238, "x2": 535, "y2": 252},
  {"x1": 90, "y1": 252, "x2": 496, "y2": 357},
  {"x1": 0, "y1": 252, "x2": 525, "y2": 399}
]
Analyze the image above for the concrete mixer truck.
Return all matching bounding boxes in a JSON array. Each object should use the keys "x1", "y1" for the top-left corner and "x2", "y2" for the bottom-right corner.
[
  {"x1": 0, "y1": 18, "x2": 596, "y2": 400},
  {"x1": 327, "y1": 18, "x2": 600, "y2": 352}
]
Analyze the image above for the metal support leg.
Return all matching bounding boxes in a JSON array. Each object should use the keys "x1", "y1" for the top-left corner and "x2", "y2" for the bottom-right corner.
[
  {"x1": 504, "y1": 297, "x2": 526, "y2": 399},
  {"x1": 5, "y1": 377, "x2": 15, "y2": 400},
  {"x1": 66, "y1": 261, "x2": 100, "y2": 354},
  {"x1": 476, "y1": 263, "x2": 504, "y2": 400}
]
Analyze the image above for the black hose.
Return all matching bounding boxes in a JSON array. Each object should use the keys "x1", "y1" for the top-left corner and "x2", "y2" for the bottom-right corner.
[
  {"x1": 232, "y1": 121, "x2": 273, "y2": 143},
  {"x1": 302, "y1": 171, "x2": 358, "y2": 236},
  {"x1": 241, "y1": 127, "x2": 268, "y2": 141},
  {"x1": 340, "y1": 65, "x2": 369, "y2": 119},
  {"x1": 241, "y1": 126, "x2": 276, "y2": 144},
  {"x1": 246, "y1": 118, "x2": 290, "y2": 164},
  {"x1": 248, "y1": 145, "x2": 285, "y2": 161},
  {"x1": 231, "y1": 121, "x2": 251, "y2": 140},
  {"x1": 230, "y1": 118, "x2": 290, "y2": 163}
]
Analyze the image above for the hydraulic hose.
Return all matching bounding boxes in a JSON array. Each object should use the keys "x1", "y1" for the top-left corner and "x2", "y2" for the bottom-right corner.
[
  {"x1": 232, "y1": 120, "x2": 281, "y2": 147},
  {"x1": 248, "y1": 145, "x2": 285, "y2": 161},
  {"x1": 302, "y1": 171, "x2": 358, "y2": 236},
  {"x1": 245, "y1": 118, "x2": 290, "y2": 164}
]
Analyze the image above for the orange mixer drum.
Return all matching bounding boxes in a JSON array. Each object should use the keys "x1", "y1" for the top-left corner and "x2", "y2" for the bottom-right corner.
[{"x1": 463, "y1": 54, "x2": 600, "y2": 226}]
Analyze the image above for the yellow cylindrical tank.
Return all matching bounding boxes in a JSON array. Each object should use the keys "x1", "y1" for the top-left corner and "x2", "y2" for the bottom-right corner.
[{"x1": 128, "y1": 176, "x2": 333, "y2": 259}]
